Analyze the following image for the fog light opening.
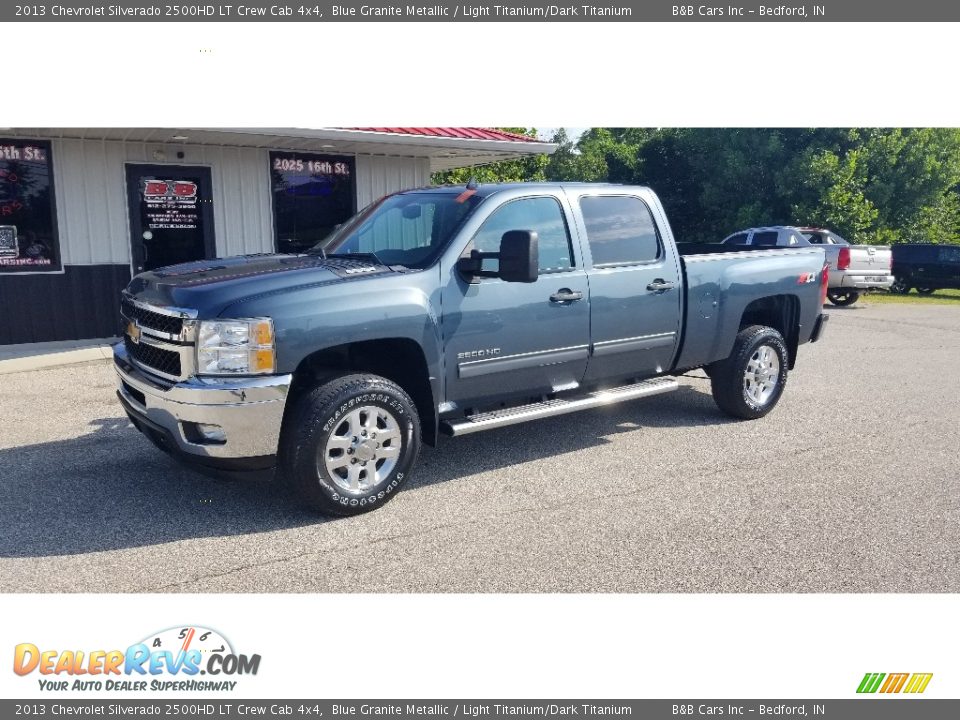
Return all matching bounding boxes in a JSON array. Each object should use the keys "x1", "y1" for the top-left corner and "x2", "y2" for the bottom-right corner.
[{"x1": 183, "y1": 421, "x2": 227, "y2": 445}]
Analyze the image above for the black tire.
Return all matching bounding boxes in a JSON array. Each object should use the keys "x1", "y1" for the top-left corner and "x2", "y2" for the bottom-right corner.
[
  {"x1": 890, "y1": 278, "x2": 911, "y2": 294},
  {"x1": 710, "y1": 325, "x2": 789, "y2": 420},
  {"x1": 916, "y1": 287, "x2": 936, "y2": 295},
  {"x1": 827, "y1": 288, "x2": 861, "y2": 306},
  {"x1": 279, "y1": 373, "x2": 421, "y2": 516}
]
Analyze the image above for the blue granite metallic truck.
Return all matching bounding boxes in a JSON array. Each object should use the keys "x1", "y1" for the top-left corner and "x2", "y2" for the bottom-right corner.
[{"x1": 114, "y1": 183, "x2": 829, "y2": 515}]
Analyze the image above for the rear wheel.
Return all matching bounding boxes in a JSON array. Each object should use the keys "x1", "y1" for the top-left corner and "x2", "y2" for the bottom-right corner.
[
  {"x1": 916, "y1": 287, "x2": 936, "y2": 295},
  {"x1": 710, "y1": 325, "x2": 789, "y2": 420},
  {"x1": 279, "y1": 373, "x2": 421, "y2": 516},
  {"x1": 890, "y1": 278, "x2": 911, "y2": 294},
  {"x1": 827, "y1": 289, "x2": 861, "y2": 306}
]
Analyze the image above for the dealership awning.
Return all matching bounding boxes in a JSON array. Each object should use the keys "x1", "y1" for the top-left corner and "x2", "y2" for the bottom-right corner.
[{"x1": 3, "y1": 128, "x2": 556, "y2": 171}]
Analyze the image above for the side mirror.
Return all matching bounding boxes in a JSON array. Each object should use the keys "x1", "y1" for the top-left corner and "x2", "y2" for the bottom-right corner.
[
  {"x1": 456, "y1": 230, "x2": 539, "y2": 283},
  {"x1": 497, "y1": 230, "x2": 539, "y2": 283}
]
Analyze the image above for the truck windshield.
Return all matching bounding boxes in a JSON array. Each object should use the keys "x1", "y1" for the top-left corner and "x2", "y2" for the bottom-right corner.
[{"x1": 312, "y1": 191, "x2": 484, "y2": 268}]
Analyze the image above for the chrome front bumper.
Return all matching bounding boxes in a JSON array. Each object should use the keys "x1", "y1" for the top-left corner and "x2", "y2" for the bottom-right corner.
[{"x1": 114, "y1": 342, "x2": 291, "y2": 463}]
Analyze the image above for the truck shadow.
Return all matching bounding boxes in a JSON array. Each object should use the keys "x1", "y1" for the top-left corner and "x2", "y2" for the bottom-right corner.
[{"x1": 0, "y1": 382, "x2": 730, "y2": 559}]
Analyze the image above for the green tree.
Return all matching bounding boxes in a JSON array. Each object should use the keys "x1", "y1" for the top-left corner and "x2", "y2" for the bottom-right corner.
[
  {"x1": 433, "y1": 127, "x2": 960, "y2": 246},
  {"x1": 793, "y1": 129, "x2": 960, "y2": 244},
  {"x1": 431, "y1": 128, "x2": 548, "y2": 185},
  {"x1": 543, "y1": 129, "x2": 580, "y2": 181}
]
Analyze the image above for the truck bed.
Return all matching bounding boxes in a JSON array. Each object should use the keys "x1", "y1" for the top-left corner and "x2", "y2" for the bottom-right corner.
[{"x1": 672, "y1": 243, "x2": 826, "y2": 371}]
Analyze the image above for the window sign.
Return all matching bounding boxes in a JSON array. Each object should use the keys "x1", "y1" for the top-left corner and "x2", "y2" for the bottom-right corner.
[
  {"x1": 270, "y1": 152, "x2": 356, "y2": 254},
  {"x1": 0, "y1": 139, "x2": 61, "y2": 273},
  {"x1": 141, "y1": 178, "x2": 200, "y2": 230}
]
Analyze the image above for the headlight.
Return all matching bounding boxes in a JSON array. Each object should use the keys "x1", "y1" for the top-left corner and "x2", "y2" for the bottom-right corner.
[{"x1": 197, "y1": 318, "x2": 275, "y2": 375}]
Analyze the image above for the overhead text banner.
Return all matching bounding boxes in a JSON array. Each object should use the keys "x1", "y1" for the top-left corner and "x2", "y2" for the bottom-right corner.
[
  {"x1": 3, "y1": 701, "x2": 960, "y2": 719},
  {"x1": 4, "y1": 1, "x2": 960, "y2": 22}
]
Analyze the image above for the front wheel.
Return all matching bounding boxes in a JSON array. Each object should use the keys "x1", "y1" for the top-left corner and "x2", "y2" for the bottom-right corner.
[
  {"x1": 710, "y1": 325, "x2": 789, "y2": 420},
  {"x1": 916, "y1": 287, "x2": 936, "y2": 295},
  {"x1": 280, "y1": 373, "x2": 421, "y2": 516},
  {"x1": 827, "y1": 289, "x2": 861, "y2": 306},
  {"x1": 890, "y1": 278, "x2": 911, "y2": 294}
]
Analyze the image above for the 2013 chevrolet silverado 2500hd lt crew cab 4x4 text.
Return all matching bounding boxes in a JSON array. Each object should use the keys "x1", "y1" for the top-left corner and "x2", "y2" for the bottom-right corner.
[{"x1": 115, "y1": 183, "x2": 829, "y2": 515}]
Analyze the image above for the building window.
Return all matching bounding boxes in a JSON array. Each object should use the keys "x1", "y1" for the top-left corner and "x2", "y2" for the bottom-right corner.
[
  {"x1": 0, "y1": 139, "x2": 61, "y2": 273},
  {"x1": 270, "y1": 152, "x2": 356, "y2": 254},
  {"x1": 579, "y1": 195, "x2": 661, "y2": 267}
]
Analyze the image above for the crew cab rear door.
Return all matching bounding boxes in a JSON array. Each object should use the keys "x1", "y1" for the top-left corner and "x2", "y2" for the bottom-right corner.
[
  {"x1": 571, "y1": 190, "x2": 683, "y2": 382},
  {"x1": 924, "y1": 245, "x2": 960, "y2": 287}
]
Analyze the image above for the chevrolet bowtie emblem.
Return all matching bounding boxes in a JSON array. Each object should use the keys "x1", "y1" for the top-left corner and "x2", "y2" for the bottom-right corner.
[{"x1": 128, "y1": 320, "x2": 141, "y2": 344}]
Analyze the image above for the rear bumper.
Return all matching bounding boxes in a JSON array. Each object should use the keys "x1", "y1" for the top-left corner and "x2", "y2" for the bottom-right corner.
[
  {"x1": 810, "y1": 313, "x2": 829, "y2": 343},
  {"x1": 114, "y1": 342, "x2": 291, "y2": 467},
  {"x1": 829, "y1": 270, "x2": 894, "y2": 290}
]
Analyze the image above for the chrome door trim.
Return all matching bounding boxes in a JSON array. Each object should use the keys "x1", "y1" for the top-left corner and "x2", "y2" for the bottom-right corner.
[
  {"x1": 591, "y1": 331, "x2": 677, "y2": 357},
  {"x1": 458, "y1": 344, "x2": 590, "y2": 379}
]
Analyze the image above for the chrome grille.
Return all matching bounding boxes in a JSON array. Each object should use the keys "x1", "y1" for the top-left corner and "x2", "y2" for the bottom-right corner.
[
  {"x1": 125, "y1": 336, "x2": 182, "y2": 378},
  {"x1": 121, "y1": 297, "x2": 185, "y2": 336},
  {"x1": 120, "y1": 297, "x2": 197, "y2": 381}
]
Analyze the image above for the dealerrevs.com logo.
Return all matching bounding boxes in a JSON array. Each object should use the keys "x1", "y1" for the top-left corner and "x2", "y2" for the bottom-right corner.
[{"x1": 13, "y1": 626, "x2": 261, "y2": 693}]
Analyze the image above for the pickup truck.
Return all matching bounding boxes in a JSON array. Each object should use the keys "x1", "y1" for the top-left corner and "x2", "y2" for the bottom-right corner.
[
  {"x1": 115, "y1": 183, "x2": 829, "y2": 516},
  {"x1": 721, "y1": 226, "x2": 893, "y2": 306},
  {"x1": 891, "y1": 243, "x2": 960, "y2": 294}
]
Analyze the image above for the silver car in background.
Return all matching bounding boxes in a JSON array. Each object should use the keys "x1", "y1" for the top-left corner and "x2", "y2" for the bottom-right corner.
[{"x1": 721, "y1": 226, "x2": 893, "y2": 306}]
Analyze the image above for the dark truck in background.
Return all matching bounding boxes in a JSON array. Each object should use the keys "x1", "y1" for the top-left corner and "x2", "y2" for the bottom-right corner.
[
  {"x1": 115, "y1": 183, "x2": 829, "y2": 515},
  {"x1": 890, "y1": 243, "x2": 960, "y2": 294}
]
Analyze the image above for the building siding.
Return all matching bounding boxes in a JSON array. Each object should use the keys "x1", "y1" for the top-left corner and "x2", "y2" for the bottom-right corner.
[
  {"x1": 0, "y1": 265, "x2": 130, "y2": 345},
  {"x1": 356, "y1": 155, "x2": 432, "y2": 210},
  {"x1": 48, "y1": 139, "x2": 431, "y2": 268}
]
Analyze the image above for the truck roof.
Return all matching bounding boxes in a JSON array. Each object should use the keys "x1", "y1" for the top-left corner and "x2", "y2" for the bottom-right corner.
[
  {"x1": 399, "y1": 181, "x2": 648, "y2": 197},
  {"x1": 735, "y1": 225, "x2": 824, "y2": 233}
]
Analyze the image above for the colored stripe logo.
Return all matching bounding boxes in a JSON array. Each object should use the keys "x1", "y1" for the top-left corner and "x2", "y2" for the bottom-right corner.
[{"x1": 857, "y1": 672, "x2": 933, "y2": 694}]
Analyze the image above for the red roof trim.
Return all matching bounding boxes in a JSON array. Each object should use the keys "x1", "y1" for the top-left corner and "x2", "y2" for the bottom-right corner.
[{"x1": 347, "y1": 127, "x2": 541, "y2": 143}]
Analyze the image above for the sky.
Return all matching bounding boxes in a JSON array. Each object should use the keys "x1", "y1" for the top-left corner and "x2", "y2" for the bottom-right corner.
[{"x1": 537, "y1": 127, "x2": 588, "y2": 143}]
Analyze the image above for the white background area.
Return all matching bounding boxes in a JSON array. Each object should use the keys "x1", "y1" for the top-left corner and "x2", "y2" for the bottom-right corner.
[{"x1": 3, "y1": 595, "x2": 958, "y2": 698}]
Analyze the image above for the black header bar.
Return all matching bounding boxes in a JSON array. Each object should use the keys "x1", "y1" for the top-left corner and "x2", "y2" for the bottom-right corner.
[{"x1": 3, "y1": 1, "x2": 958, "y2": 22}]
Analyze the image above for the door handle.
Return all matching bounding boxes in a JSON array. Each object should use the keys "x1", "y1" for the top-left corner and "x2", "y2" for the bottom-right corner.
[
  {"x1": 550, "y1": 288, "x2": 584, "y2": 303},
  {"x1": 646, "y1": 279, "x2": 676, "y2": 293}
]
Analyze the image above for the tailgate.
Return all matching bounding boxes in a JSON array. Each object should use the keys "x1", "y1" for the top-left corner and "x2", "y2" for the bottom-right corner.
[{"x1": 847, "y1": 245, "x2": 891, "y2": 275}]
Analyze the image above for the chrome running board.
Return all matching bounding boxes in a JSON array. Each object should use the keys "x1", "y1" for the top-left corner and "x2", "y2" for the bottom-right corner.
[{"x1": 440, "y1": 377, "x2": 678, "y2": 437}]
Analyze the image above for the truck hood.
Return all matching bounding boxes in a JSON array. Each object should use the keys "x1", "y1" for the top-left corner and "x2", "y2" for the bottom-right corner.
[{"x1": 125, "y1": 253, "x2": 391, "y2": 317}]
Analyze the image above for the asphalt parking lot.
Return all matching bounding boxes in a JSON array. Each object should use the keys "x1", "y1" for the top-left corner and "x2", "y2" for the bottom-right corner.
[{"x1": 1, "y1": 302, "x2": 958, "y2": 593}]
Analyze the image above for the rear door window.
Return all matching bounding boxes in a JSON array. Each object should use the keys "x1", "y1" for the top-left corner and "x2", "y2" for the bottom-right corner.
[
  {"x1": 752, "y1": 231, "x2": 780, "y2": 247},
  {"x1": 579, "y1": 195, "x2": 661, "y2": 266},
  {"x1": 940, "y1": 246, "x2": 960, "y2": 264}
]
